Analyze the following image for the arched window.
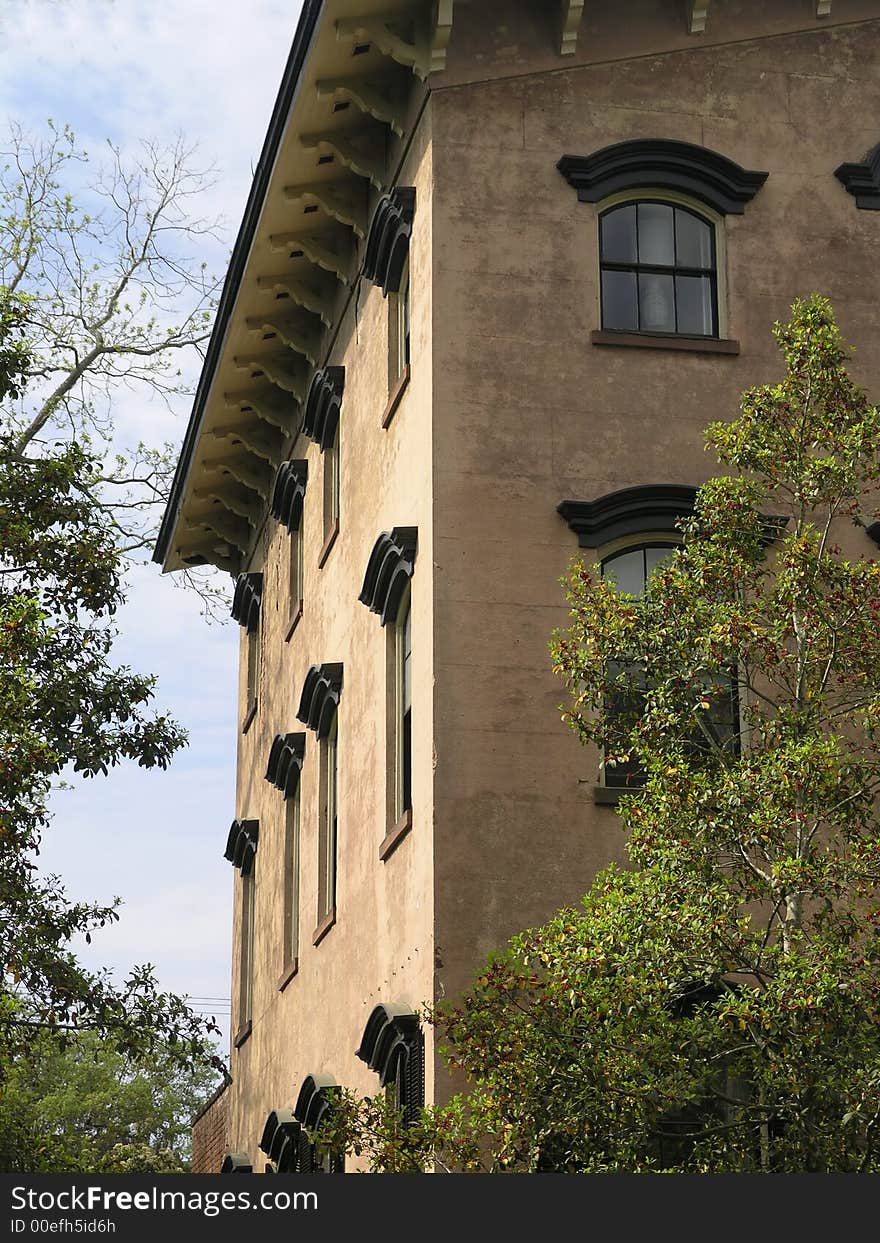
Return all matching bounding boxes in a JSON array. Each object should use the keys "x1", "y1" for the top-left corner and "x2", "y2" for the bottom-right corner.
[
  {"x1": 599, "y1": 199, "x2": 718, "y2": 337},
  {"x1": 601, "y1": 542, "x2": 677, "y2": 789},
  {"x1": 394, "y1": 584, "x2": 413, "y2": 824},
  {"x1": 601, "y1": 540, "x2": 739, "y2": 791},
  {"x1": 357, "y1": 1004, "x2": 424, "y2": 1128}
]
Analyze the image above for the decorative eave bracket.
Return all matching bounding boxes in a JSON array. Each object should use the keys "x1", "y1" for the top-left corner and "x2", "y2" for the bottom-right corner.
[
  {"x1": 231, "y1": 355, "x2": 310, "y2": 403},
  {"x1": 283, "y1": 181, "x2": 368, "y2": 238},
  {"x1": 267, "y1": 228, "x2": 354, "y2": 284},
  {"x1": 245, "y1": 316, "x2": 322, "y2": 366},
  {"x1": 316, "y1": 75, "x2": 408, "y2": 138},
  {"x1": 300, "y1": 128, "x2": 387, "y2": 190},
  {"x1": 255, "y1": 271, "x2": 336, "y2": 327},
  {"x1": 335, "y1": 2, "x2": 454, "y2": 81}
]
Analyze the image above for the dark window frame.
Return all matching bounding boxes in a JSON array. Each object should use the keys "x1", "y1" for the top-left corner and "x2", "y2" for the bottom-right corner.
[{"x1": 599, "y1": 199, "x2": 719, "y2": 338}]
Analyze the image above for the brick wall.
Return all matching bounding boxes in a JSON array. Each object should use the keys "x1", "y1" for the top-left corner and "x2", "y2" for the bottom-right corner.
[{"x1": 191, "y1": 1079, "x2": 230, "y2": 1174}]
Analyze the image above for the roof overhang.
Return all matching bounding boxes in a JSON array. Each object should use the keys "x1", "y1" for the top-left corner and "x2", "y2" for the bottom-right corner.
[{"x1": 153, "y1": 0, "x2": 455, "y2": 574}]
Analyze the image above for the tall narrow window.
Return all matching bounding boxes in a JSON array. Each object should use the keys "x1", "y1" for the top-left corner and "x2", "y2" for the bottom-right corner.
[
  {"x1": 322, "y1": 424, "x2": 340, "y2": 553},
  {"x1": 246, "y1": 625, "x2": 260, "y2": 710},
  {"x1": 317, "y1": 712, "x2": 338, "y2": 933},
  {"x1": 289, "y1": 520, "x2": 303, "y2": 626},
  {"x1": 600, "y1": 201, "x2": 718, "y2": 337},
  {"x1": 395, "y1": 587, "x2": 412, "y2": 821},
  {"x1": 283, "y1": 791, "x2": 300, "y2": 972},
  {"x1": 238, "y1": 853, "x2": 256, "y2": 1031},
  {"x1": 601, "y1": 544, "x2": 675, "y2": 789},
  {"x1": 390, "y1": 256, "x2": 410, "y2": 385},
  {"x1": 601, "y1": 542, "x2": 738, "y2": 788}
]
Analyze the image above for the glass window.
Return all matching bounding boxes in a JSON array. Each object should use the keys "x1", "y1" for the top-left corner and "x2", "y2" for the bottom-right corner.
[
  {"x1": 599, "y1": 201, "x2": 717, "y2": 337},
  {"x1": 289, "y1": 521, "x2": 303, "y2": 616},
  {"x1": 245, "y1": 625, "x2": 260, "y2": 708},
  {"x1": 238, "y1": 854, "x2": 256, "y2": 1027},
  {"x1": 601, "y1": 542, "x2": 738, "y2": 788},
  {"x1": 390, "y1": 257, "x2": 410, "y2": 384},
  {"x1": 323, "y1": 425, "x2": 340, "y2": 541},
  {"x1": 601, "y1": 544, "x2": 676, "y2": 789},
  {"x1": 283, "y1": 791, "x2": 300, "y2": 968},
  {"x1": 395, "y1": 589, "x2": 412, "y2": 821},
  {"x1": 318, "y1": 713, "x2": 338, "y2": 924}
]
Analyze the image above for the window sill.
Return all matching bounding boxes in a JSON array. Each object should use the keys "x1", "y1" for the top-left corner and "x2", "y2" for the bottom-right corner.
[
  {"x1": 382, "y1": 364, "x2": 410, "y2": 430},
  {"x1": 241, "y1": 702, "x2": 257, "y2": 735},
  {"x1": 318, "y1": 522, "x2": 339, "y2": 569},
  {"x1": 233, "y1": 1020, "x2": 252, "y2": 1049},
  {"x1": 277, "y1": 960, "x2": 299, "y2": 992},
  {"x1": 590, "y1": 329, "x2": 740, "y2": 355},
  {"x1": 285, "y1": 602, "x2": 303, "y2": 643},
  {"x1": 379, "y1": 808, "x2": 413, "y2": 861},
  {"x1": 312, "y1": 908, "x2": 336, "y2": 947},
  {"x1": 593, "y1": 784, "x2": 648, "y2": 805}
]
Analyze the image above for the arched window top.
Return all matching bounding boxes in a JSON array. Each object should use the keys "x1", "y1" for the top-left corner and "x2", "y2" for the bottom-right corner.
[
  {"x1": 302, "y1": 367, "x2": 344, "y2": 451},
  {"x1": 297, "y1": 663, "x2": 343, "y2": 738},
  {"x1": 602, "y1": 543, "x2": 678, "y2": 595},
  {"x1": 230, "y1": 572, "x2": 263, "y2": 632},
  {"x1": 558, "y1": 485, "x2": 699, "y2": 548},
  {"x1": 835, "y1": 142, "x2": 880, "y2": 210},
  {"x1": 271, "y1": 460, "x2": 308, "y2": 534},
  {"x1": 363, "y1": 187, "x2": 415, "y2": 296},
  {"x1": 259, "y1": 1109, "x2": 300, "y2": 1173},
  {"x1": 558, "y1": 139, "x2": 768, "y2": 215},
  {"x1": 357, "y1": 1003, "x2": 420, "y2": 1086},
  {"x1": 294, "y1": 1073, "x2": 340, "y2": 1130},
  {"x1": 358, "y1": 527, "x2": 418, "y2": 625},
  {"x1": 599, "y1": 200, "x2": 718, "y2": 337},
  {"x1": 224, "y1": 818, "x2": 259, "y2": 873},
  {"x1": 220, "y1": 1151, "x2": 253, "y2": 1174},
  {"x1": 264, "y1": 732, "x2": 306, "y2": 799}
]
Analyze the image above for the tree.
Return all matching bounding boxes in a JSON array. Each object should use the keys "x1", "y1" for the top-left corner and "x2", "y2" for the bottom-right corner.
[
  {"x1": 0, "y1": 1030, "x2": 220, "y2": 1173},
  {"x1": 0, "y1": 338, "x2": 220, "y2": 1094},
  {"x1": 1, "y1": 121, "x2": 225, "y2": 611},
  {"x1": 317, "y1": 295, "x2": 880, "y2": 1172}
]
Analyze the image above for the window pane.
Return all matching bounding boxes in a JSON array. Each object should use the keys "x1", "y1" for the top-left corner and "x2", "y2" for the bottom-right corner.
[
  {"x1": 600, "y1": 205, "x2": 637, "y2": 263},
  {"x1": 603, "y1": 548, "x2": 645, "y2": 596},
  {"x1": 644, "y1": 545, "x2": 675, "y2": 580},
  {"x1": 676, "y1": 275, "x2": 714, "y2": 336},
  {"x1": 602, "y1": 269, "x2": 638, "y2": 331},
  {"x1": 675, "y1": 209, "x2": 713, "y2": 269},
  {"x1": 637, "y1": 203, "x2": 674, "y2": 266},
  {"x1": 639, "y1": 272, "x2": 675, "y2": 332}
]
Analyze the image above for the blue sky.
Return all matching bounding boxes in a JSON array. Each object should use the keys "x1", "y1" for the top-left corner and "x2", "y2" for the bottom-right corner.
[{"x1": 1, "y1": 0, "x2": 303, "y2": 1051}]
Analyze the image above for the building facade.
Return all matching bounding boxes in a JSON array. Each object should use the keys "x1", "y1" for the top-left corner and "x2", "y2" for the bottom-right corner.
[{"x1": 156, "y1": 0, "x2": 880, "y2": 1172}]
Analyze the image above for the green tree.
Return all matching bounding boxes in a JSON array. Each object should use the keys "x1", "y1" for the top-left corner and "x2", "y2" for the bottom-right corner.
[
  {"x1": 0, "y1": 1031, "x2": 220, "y2": 1173},
  {"x1": 0, "y1": 335, "x2": 220, "y2": 1102},
  {"x1": 318, "y1": 295, "x2": 880, "y2": 1172}
]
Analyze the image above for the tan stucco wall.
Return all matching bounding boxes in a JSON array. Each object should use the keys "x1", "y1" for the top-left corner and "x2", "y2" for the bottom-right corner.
[
  {"x1": 429, "y1": 9, "x2": 880, "y2": 1100},
  {"x1": 226, "y1": 111, "x2": 436, "y2": 1168},
  {"x1": 220, "y1": 0, "x2": 880, "y2": 1153}
]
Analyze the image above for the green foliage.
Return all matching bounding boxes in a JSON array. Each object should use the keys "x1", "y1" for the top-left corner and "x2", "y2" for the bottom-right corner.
[
  {"x1": 0, "y1": 320, "x2": 220, "y2": 1118},
  {"x1": 0, "y1": 1031, "x2": 216, "y2": 1173},
  {"x1": 321, "y1": 295, "x2": 880, "y2": 1172}
]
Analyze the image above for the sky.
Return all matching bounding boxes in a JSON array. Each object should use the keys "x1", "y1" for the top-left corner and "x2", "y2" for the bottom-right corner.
[{"x1": 0, "y1": 0, "x2": 303, "y2": 1053}]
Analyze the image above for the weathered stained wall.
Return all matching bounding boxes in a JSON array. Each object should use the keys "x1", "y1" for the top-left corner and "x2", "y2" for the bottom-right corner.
[
  {"x1": 225, "y1": 109, "x2": 435, "y2": 1170},
  {"x1": 429, "y1": 5, "x2": 880, "y2": 1100}
]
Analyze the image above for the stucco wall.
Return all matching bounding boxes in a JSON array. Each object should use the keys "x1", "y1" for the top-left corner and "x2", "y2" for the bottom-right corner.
[
  {"x1": 429, "y1": 7, "x2": 880, "y2": 1101},
  {"x1": 225, "y1": 110, "x2": 436, "y2": 1168}
]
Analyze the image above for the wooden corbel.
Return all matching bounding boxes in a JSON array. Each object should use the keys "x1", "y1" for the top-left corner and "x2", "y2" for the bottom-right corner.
[
  {"x1": 316, "y1": 75, "x2": 408, "y2": 138},
  {"x1": 335, "y1": 1, "x2": 454, "y2": 81},
  {"x1": 300, "y1": 128, "x2": 387, "y2": 190},
  {"x1": 283, "y1": 181, "x2": 369, "y2": 238},
  {"x1": 244, "y1": 316, "x2": 322, "y2": 366},
  {"x1": 255, "y1": 272, "x2": 336, "y2": 327},
  {"x1": 267, "y1": 228, "x2": 354, "y2": 283},
  {"x1": 231, "y1": 357, "x2": 310, "y2": 404}
]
